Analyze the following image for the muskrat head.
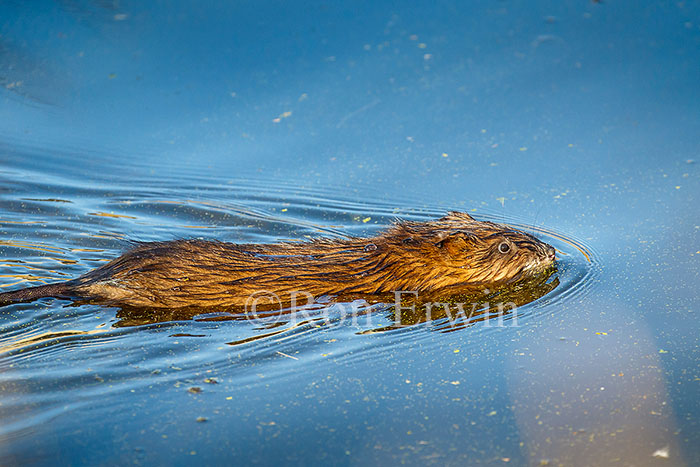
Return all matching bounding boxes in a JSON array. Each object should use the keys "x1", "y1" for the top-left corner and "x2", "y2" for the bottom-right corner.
[{"x1": 391, "y1": 212, "x2": 556, "y2": 288}]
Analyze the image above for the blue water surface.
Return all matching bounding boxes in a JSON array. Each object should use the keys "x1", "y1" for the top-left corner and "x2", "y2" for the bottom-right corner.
[{"x1": 1, "y1": 1, "x2": 699, "y2": 465}]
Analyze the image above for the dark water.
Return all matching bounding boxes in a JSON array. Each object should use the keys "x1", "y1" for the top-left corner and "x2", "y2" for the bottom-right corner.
[{"x1": 1, "y1": 1, "x2": 698, "y2": 465}]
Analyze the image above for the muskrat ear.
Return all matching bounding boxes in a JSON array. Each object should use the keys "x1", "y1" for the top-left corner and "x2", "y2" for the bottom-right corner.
[
  {"x1": 443, "y1": 211, "x2": 474, "y2": 221},
  {"x1": 435, "y1": 230, "x2": 478, "y2": 255}
]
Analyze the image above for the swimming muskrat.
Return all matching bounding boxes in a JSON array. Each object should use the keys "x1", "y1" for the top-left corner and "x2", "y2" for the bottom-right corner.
[{"x1": 0, "y1": 212, "x2": 556, "y2": 309}]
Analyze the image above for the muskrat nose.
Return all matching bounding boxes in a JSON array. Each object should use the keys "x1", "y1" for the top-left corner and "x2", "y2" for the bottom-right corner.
[{"x1": 546, "y1": 246, "x2": 556, "y2": 261}]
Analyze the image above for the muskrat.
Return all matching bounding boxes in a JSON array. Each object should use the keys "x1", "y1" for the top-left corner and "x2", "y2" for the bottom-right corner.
[{"x1": 0, "y1": 212, "x2": 556, "y2": 309}]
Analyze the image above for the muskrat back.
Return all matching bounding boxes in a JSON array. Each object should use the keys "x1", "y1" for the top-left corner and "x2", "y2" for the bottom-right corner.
[{"x1": 0, "y1": 212, "x2": 556, "y2": 308}]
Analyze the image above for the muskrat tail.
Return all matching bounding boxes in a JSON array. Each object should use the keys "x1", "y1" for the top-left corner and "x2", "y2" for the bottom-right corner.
[{"x1": 0, "y1": 282, "x2": 73, "y2": 307}]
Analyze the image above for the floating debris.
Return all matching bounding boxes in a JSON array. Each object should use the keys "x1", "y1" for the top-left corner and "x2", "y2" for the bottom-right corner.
[{"x1": 652, "y1": 446, "x2": 669, "y2": 459}]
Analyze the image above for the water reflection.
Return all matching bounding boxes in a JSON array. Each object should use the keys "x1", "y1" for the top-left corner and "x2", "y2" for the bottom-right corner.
[
  {"x1": 379, "y1": 267, "x2": 560, "y2": 332},
  {"x1": 0, "y1": 264, "x2": 560, "y2": 355},
  {"x1": 93, "y1": 266, "x2": 559, "y2": 333}
]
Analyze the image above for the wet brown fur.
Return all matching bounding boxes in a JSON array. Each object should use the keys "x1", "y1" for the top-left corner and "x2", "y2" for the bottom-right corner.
[{"x1": 0, "y1": 212, "x2": 556, "y2": 308}]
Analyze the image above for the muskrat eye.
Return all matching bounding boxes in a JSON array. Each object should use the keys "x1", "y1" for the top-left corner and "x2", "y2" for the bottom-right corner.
[{"x1": 498, "y1": 242, "x2": 511, "y2": 254}]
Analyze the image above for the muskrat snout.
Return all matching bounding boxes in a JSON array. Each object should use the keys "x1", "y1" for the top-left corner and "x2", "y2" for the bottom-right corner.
[
  {"x1": 537, "y1": 244, "x2": 556, "y2": 269},
  {"x1": 546, "y1": 245, "x2": 556, "y2": 262}
]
